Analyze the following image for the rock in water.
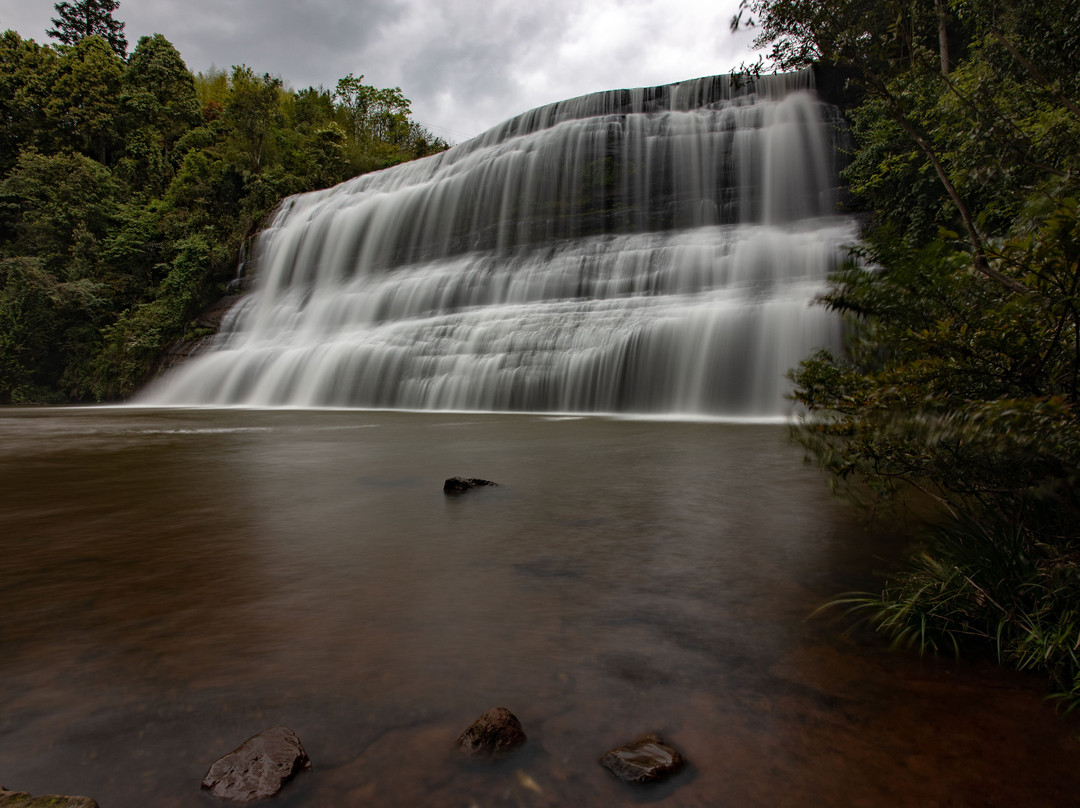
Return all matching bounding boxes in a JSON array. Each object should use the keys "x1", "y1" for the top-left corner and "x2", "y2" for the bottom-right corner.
[
  {"x1": 0, "y1": 788, "x2": 99, "y2": 808},
  {"x1": 201, "y1": 726, "x2": 311, "y2": 802},
  {"x1": 456, "y1": 707, "x2": 527, "y2": 758},
  {"x1": 444, "y1": 477, "x2": 498, "y2": 494},
  {"x1": 600, "y1": 734, "x2": 684, "y2": 783}
]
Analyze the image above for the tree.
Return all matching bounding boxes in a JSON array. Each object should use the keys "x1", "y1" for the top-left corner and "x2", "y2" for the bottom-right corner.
[
  {"x1": 0, "y1": 150, "x2": 120, "y2": 279},
  {"x1": 48, "y1": 0, "x2": 128, "y2": 59},
  {"x1": 334, "y1": 73, "x2": 412, "y2": 143},
  {"x1": 0, "y1": 151, "x2": 121, "y2": 400},
  {"x1": 47, "y1": 35, "x2": 124, "y2": 163},
  {"x1": 224, "y1": 65, "x2": 283, "y2": 173},
  {"x1": 332, "y1": 73, "x2": 446, "y2": 171},
  {"x1": 118, "y1": 34, "x2": 200, "y2": 193},
  {"x1": 123, "y1": 35, "x2": 199, "y2": 147},
  {"x1": 0, "y1": 256, "x2": 64, "y2": 402},
  {"x1": 0, "y1": 31, "x2": 60, "y2": 173},
  {"x1": 92, "y1": 232, "x2": 218, "y2": 399},
  {"x1": 734, "y1": 0, "x2": 1080, "y2": 706}
]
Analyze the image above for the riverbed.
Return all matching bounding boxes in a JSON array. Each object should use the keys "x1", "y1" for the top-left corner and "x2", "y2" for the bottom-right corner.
[{"x1": 0, "y1": 407, "x2": 1076, "y2": 806}]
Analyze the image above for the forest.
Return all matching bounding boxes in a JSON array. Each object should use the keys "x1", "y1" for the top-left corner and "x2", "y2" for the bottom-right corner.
[
  {"x1": 735, "y1": 0, "x2": 1080, "y2": 708},
  {"x1": 0, "y1": 1, "x2": 447, "y2": 404}
]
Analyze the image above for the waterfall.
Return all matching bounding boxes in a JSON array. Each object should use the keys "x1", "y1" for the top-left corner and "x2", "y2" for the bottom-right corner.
[{"x1": 139, "y1": 69, "x2": 856, "y2": 417}]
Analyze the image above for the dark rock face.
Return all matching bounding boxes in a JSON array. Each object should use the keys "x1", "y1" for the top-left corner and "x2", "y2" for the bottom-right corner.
[
  {"x1": 0, "y1": 788, "x2": 99, "y2": 808},
  {"x1": 810, "y1": 63, "x2": 865, "y2": 109},
  {"x1": 201, "y1": 726, "x2": 312, "y2": 802},
  {"x1": 456, "y1": 707, "x2": 527, "y2": 759},
  {"x1": 443, "y1": 477, "x2": 499, "y2": 494},
  {"x1": 600, "y1": 734, "x2": 685, "y2": 784}
]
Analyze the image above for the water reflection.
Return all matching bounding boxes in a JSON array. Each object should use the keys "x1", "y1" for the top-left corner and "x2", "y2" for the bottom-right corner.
[{"x1": 0, "y1": 408, "x2": 1076, "y2": 807}]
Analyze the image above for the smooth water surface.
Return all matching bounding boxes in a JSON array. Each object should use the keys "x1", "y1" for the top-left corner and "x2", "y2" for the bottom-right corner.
[{"x1": 0, "y1": 408, "x2": 1076, "y2": 806}]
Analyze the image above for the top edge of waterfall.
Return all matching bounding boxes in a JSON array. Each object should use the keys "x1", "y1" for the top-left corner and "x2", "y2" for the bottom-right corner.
[
  {"x1": 264, "y1": 67, "x2": 824, "y2": 211},
  {"x1": 265, "y1": 67, "x2": 825, "y2": 212},
  {"x1": 470, "y1": 67, "x2": 817, "y2": 148}
]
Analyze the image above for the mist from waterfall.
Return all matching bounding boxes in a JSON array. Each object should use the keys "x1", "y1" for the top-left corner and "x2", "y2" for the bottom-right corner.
[{"x1": 138, "y1": 70, "x2": 856, "y2": 417}]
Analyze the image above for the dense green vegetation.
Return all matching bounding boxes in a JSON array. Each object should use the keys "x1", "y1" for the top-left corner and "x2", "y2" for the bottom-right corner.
[
  {"x1": 0, "y1": 2, "x2": 447, "y2": 403},
  {"x1": 736, "y1": 0, "x2": 1080, "y2": 706}
]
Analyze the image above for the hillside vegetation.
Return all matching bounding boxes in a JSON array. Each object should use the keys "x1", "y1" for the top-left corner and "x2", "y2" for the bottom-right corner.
[{"x1": 0, "y1": 11, "x2": 446, "y2": 403}]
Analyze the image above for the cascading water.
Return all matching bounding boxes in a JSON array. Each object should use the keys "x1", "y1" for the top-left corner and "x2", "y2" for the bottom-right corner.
[{"x1": 139, "y1": 70, "x2": 856, "y2": 416}]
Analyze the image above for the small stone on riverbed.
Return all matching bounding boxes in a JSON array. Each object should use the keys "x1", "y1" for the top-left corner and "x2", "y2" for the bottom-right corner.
[
  {"x1": 444, "y1": 477, "x2": 499, "y2": 494},
  {"x1": 456, "y1": 707, "x2": 527, "y2": 759},
  {"x1": 201, "y1": 726, "x2": 311, "y2": 802},
  {"x1": 0, "y1": 788, "x2": 99, "y2": 808},
  {"x1": 600, "y1": 734, "x2": 685, "y2": 783}
]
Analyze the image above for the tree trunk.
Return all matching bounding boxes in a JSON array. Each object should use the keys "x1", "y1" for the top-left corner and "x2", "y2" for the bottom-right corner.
[{"x1": 936, "y1": 0, "x2": 950, "y2": 75}]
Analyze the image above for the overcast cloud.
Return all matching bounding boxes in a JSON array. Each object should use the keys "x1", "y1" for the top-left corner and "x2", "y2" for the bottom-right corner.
[{"x1": 2, "y1": 0, "x2": 757, "y2": 141}]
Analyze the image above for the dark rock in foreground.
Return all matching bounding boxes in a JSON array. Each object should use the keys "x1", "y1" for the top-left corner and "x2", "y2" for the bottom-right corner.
[
  {"x1": 0, "y1": 788, "x2": 99, "y2": 808},
  {"x1": 456, "y1": 707, "x2": 527, "y2": 759},
  {"x1": 201, "y1": 726, "x2": 312, "y2": 802},
  {"x1": 444, "y1": 477, "x2": 499, "y2": 494},
  {"x1": 600, "y1": 734, "x2": 684, "y2": 783}
]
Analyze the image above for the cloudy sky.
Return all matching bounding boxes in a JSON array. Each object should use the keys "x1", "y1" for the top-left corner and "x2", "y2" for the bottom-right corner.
[{"x1": 2, "y1": 0, "x2": 759, "y2": 142}]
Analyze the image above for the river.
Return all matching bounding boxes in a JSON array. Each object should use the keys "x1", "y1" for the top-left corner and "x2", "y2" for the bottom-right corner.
[{"x1": 0, "y1": 407, "x2": 1076, "y2": 806}]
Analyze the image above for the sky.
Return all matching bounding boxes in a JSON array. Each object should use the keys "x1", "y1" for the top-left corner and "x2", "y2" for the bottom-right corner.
[{"x1": 1, "y1": 0, "x2": 758, "y2": 142}]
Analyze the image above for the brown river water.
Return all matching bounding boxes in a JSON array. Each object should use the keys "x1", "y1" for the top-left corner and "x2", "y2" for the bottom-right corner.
[{"x1": 0, "y1": 407, "x2": 1076, "y2": 807}]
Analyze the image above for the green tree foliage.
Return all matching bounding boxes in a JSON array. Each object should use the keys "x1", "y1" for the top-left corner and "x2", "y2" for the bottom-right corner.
[
  {"x1": 224, "y1": 66, "x2": 283, "y2": 174},
  {"x1": 193, "y1": 66, "x2": 229, "y2": 114},
  {"x1": 0, "y1": 25, "x2": 448, "y2": 402},
  {"x1": 48, "y1": 0, "x2": 127, "y2": 59},
  {"x1": 0, "y1": 150, "x2": 119, "y2": 279},
  {"x1": 0, "y1": 151, "x2": 119, "y2": 399},
  {"x1": 0, "y1": 257, "x2": 67, "y2": 402},
  {"x1": 333, "y1": 73, "x2": 446, "y2": 171},
  {"x1": 736, "y1": 0, "x2": 1080, "y2": 705},
  {"x1": 93, "y1": 233, "x2": 213, "y2": 395},
  {"x1": 0, "y1": 32, "x2": 59, "y2": 173},
  {"x1": 122, "y1": 35, "x2": 200, "y2": 165},
  {"x1": 47, "y1": 35, "x2": 124, "y2": 163}
]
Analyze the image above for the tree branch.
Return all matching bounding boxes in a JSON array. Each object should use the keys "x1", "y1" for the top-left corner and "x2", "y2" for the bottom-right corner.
[{"x1": 990, "y1": 28, "x2": 1080, "y2": 122}]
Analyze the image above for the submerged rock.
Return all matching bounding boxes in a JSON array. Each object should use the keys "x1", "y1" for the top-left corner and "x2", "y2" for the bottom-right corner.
[
  {"x1": 444, "y1": 477, "x2": 499, "y2": 494},
  {"x1": 0, "y1": 788, "x2": 99, "y2": 808},
  {"x1": 600, "y1": 734, "x2": 684, "y2": 783},
  {"x1": 456, "y1": 707, "x2": 527, "y2": 759},
  {"x1": 201, "y1": 726, "x2": 311, "y2": 802}
]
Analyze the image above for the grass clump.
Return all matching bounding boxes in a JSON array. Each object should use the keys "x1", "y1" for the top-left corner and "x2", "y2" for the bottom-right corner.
[{"x1": 826, "y1": 516, "x2": 1080, "y2": 712}]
